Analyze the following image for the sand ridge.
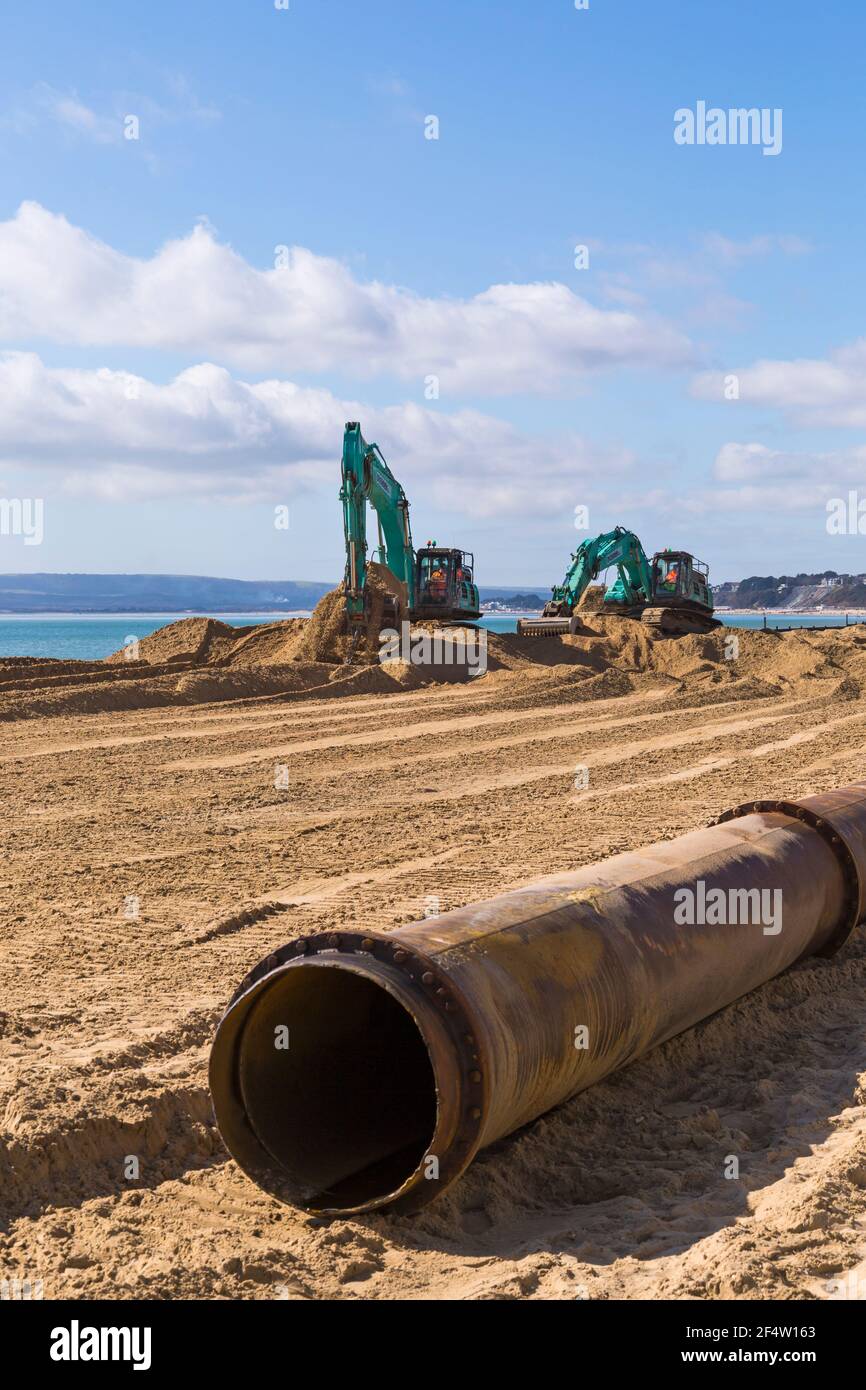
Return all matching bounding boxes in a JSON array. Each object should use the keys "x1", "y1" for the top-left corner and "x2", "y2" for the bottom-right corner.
[{"x1": 2, "y1": 608, "x2": 865, "y2": 724}]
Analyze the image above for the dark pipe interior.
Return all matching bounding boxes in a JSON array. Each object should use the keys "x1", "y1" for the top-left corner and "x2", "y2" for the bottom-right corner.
[{"x1": 237, "y1": 965, "x2": 438, "y2": 1209}]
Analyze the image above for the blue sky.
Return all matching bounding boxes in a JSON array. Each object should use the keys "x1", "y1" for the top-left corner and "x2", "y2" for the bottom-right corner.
[{"x1": 1, "y1": 0, "x2": 865, "y2": 586}]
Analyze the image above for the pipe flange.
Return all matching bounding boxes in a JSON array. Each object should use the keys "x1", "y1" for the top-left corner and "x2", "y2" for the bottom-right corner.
[
  {"x1": 227, "y1": 928, "x2": 487, "y2": 1212},
  {"x1": 714, "y1": 799, "x2": 861, "y2": 956}
]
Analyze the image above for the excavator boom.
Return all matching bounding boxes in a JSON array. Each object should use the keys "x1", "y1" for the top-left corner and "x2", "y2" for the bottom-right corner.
[
  {"x1": 557, "y1": 526, "x2": 652, "y2": 610},
  {"x1": 341, "y1": 422, "x2": 415, "y2": 627},
  {"x1": 340, "y1": 422, "x2": 481, "y2": 636}
]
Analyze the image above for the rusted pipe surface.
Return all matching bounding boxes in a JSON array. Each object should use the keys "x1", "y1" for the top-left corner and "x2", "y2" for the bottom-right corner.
[{"x1": 209, "y1": 784, "x2": 866, "y2": 1214}]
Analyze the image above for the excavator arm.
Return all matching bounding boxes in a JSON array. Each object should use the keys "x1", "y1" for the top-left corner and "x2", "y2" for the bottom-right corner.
[
  {"x1": 548, "y1": 526, "x2": 653, "y2": 615},
  {"x1": 340, "y1": 422, "x2": 416, "y2": 625}
]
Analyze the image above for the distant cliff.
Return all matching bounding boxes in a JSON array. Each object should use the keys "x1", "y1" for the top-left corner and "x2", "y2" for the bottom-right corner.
[{"x1": 713, "y1": 571, "x2": 866, "y2": 610}]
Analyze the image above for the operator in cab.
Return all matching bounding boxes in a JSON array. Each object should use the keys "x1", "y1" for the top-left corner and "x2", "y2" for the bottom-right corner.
[{"x1": 429, "y1": 564, "x2": 448, "y2": 601}]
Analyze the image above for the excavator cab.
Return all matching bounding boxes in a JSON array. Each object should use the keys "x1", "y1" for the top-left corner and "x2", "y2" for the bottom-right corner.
[
  {"x1": 413, "y1": 544, "x2": 481, "y2": 622},
  {"x1": 650, "y1": 551, "x2": 712, "y2": 609},
  {"x1": 643, "y1": 550, "x2": 717, "y2": 632}
]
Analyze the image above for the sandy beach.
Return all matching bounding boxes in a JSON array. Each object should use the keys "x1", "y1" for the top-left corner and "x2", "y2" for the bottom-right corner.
[{"x1": 1, "y1": 610, "x2": 865, "y2": 1300}]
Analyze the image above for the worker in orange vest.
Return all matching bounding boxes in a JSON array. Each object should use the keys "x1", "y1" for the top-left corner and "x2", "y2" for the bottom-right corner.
[{"x1": 429, "y1": 565, "x2": 447, "y2": 601}]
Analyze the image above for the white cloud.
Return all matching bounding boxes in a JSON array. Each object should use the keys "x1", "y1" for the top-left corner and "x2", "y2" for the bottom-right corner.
[
  {"x1": 0, "y1": 351, "x2": 635, "y2": 513},
  {"x1": 702, "y1": 441, "x2": 866, "y2": 512},
  {"x1": 594, "y1": 230, "x2": 808, "y2": 329},
  {"x1": 692, "y1": 341, "x2": 866, "y2": 427},
  {"x1": 713, "y1": 442, "x2": 800, "y2": 482},
  {"x1": 0, "y1": 203, "x2": 693, "y2": 393},
  {"x1": 41, "y1": 88, "x2": 119, "y2": 143},
  {"x1": 368, "y1": 77, "x2": 412, "y2": 98},
  {"x1": 701, "y1": 232, "x2": 811, "y2": 266},
  {"x1": 3, "y1": 79, "x2": 220, "y2": 146}
]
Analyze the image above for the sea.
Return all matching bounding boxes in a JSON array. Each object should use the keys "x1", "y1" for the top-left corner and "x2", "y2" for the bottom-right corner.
[{"x1": 0, "y1": 611, "x2": 862, "y2": 663}]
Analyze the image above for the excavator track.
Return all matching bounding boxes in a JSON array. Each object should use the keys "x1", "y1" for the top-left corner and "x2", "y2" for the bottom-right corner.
[
  {"x1": 518, "y1": 604, "x2": 722, "y2": 639},
  {"x1": 641, "y1": 605, "x2": 723, "y2": 636}
]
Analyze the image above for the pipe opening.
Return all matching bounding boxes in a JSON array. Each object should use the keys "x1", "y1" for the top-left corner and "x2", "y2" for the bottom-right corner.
[{"x1": 237, "y1": 964, "x2": 438, "y2": 1210}]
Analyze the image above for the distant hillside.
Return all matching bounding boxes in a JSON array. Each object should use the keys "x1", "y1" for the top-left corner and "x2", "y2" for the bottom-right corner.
[
  {"x1": 0, "y1": 573, "x2": 332, "y2": 614},
  {"x1": 714, "y1": 571, "x2": 866, "y2": 610},
  {"x1": 5, "y1": 571, "x2": 864, "y2": 616},
  {"x1": 481, "y1": 593, "x2": 546, "y2": 611},
  {"x1": 0, "y1": 573, "x2": 550, "y2": 614}
]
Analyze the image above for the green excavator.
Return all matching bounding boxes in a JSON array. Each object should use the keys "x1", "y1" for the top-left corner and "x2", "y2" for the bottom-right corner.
[
  {"x1": 340, "y1": 421, "x2": 481, "y2": 637},
  {"x1": 517, "y1": 525, "x2": 720, "y2": 636}
]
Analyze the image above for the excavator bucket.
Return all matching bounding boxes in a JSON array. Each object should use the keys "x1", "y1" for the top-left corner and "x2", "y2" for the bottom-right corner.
[{"x1": 516, "y1": 615, "x2": 583, "y2": 636}]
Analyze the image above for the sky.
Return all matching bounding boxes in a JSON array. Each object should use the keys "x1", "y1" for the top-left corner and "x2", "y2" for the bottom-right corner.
[{"x1": 1, "y1": 0, "x2": 865, "y2": 587}]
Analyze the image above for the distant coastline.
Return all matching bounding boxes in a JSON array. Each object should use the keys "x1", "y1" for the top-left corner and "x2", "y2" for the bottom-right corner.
[
  {"x1": 0, "y1": 573, "x2": 547, "y2": 615},
  {"x1": 714, "y1": 607, "x2": 866, "y2": 617},
  {"x1": 0, "y1": 608, "x2": 316, "y2": 618}
]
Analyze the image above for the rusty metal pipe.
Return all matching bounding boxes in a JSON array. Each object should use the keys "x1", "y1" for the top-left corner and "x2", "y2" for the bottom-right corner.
[{"x1": 209, "y1": 784, "x2": 866, "y2": 1215}]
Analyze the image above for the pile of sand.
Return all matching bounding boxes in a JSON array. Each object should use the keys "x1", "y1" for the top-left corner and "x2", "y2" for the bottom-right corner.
[
  {"x1": 105, "y1": 617, "x2": 239, "y2": 666},
  {"x1": 288, "y1": 562, "x2": 409, "y2": 665},
  {"x1": 364, "y1": 561, "x2": 408, "y2": 643},
  {"x1": 547, "y1": 614, "x2": 866, "y2": 698},
  {"x1": 221, "y1": 619, "x2": 307, "y2": 667},
  {"x1": 291, "y1": 587, "x2": 351, "y2": 665},
  {"x1": 8, "y1": 605, "x2": 866, "y2": 725},
  {"x1": 93, "y1": 610, "x2": 866, "y2": 702},
  {"x1": 577, "y1": 583, "x2": 607, "y2": 611}
]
